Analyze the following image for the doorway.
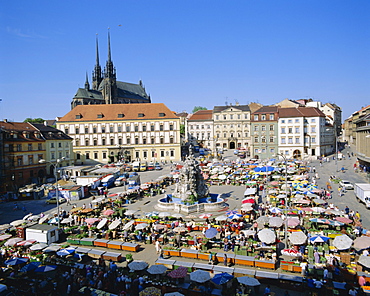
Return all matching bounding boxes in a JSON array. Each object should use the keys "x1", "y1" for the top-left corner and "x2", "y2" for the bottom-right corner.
[{"x1": 229, "y1": 142, "x2": 235, "y2": 149}]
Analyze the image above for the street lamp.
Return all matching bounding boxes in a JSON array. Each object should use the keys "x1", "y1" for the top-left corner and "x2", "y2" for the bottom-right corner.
[
  {"x1": 39, "y1": 157, "x2": 65, "y2": 229},
  {"x1": 274, "y1": 153, "x2": 289, "y2": 247}
]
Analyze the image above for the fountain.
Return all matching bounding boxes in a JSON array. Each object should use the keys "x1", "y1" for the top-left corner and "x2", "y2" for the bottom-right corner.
[{"x1": 156, "y1": 146, "x2": 226, "y2": 213}]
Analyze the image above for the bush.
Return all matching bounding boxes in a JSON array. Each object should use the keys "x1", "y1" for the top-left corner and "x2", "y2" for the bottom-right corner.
[{"x1": 125, "y1": 253, "x2": 133, "y2": 262}]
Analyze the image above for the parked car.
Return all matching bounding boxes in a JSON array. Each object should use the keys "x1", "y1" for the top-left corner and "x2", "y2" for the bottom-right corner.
[
  {"x1": 46, "y1": 197, "x2": 66, "y2": 204},
  {"x1": 339, "y1": 180, "x2": 354, "y2": 190},
  {"x1": 147, "y1": 162, "x2": 155, "y2": 171},
  {"x1": 155, "y1": 163, "x2": 162, "y2": 170}
]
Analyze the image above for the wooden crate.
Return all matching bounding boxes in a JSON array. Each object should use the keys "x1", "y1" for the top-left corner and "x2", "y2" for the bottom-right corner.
[
  {"x1": 107, "y1": 240, "x2": 124, "y2": 250},
  {"x1": 122, "y1": 242, "x2": 140, "y2": 252},
  {"x1": 181, "y1": 249, "x2": 198, "y2": 259},
  {"x1": 94, "y1": 239, "x2": 110, "y2": 248},
  {"x1": 254, "y1": 259, "x2": 276, "y2": 270},
  {"x1": 234, "y1": 255, "x2": 255, "y2": 267},
  {"x1": 103, "y1": 252, "x2": 122, "y2": 262},
  {"x1": 88, "y1": 249, "x2": 105, "y2": 259},
  {"x1": 79, "y1": 238, "x2": 95, "y2": 246}
]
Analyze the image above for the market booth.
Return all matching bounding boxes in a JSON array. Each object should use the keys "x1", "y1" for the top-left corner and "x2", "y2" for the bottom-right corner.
[{"x1": 26, "y1": 224, "x2": 59, "y2": 244}]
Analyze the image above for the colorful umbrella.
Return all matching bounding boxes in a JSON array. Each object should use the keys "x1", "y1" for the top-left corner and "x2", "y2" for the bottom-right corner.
[
  {"x1": 211, "y1": 272, "x2": 234, "y2": 285},
  {"x1": 289, "y1": 231, "x2": 307, "y2": 245},
  {"x1": 199, "y1": 213, "x2": 212, "y2": 219},
  {"x1": 190, "y1": 270, "x2": 211, "y2": 283},
  {"x1": 0, "y1": 234, "x2": 12, "y2": 241},
  {"x1": 269, "y1": 207, "x2": 282, "y2": 214},
  {"x1": 35, "y1": 265, "x2": 57, "y2": 272},
  {"x1": 167, "y1": 266, "x2": 187, "y2": 278},
  {"x1": 226, "y1": 210, "x2": 238, "y2": 215},
  {"x1": 85, "y1": 218, "x2": 100, "y2": 225},
  {"x1": 205, "y1": 228, "x2": 218, "y2": 239},
  {"x1": 5, "y1": 237, "x2": 23, "y2": 246},
  {"x1": 16, "y1": 239, "x2": 37, "y2": 247},
  {"x1": 228, "y1": 214, "x2": 242, "y2": 220},
  {"x1": 102, "y1": 209, "x2": 115, "y2": 216},
  {"x1": 139, "y1": 287, "x2": 161, "y2": 296},
  {"x1": 335, "y1": 217, "x2": 353, "y2": 224},
  {"x1": 20, "y1": 261, "x2": 41, "y2": 272},
  {"x1": 4, "y1": 257, "x2": 29, "y2": 266},
  {"x1": 287, "y1": 217, "x2": 300, "y2": 228},
  {"x1": 56, "y1": 247, "x2": 75, "y2": 256},
  {"x1": 354, "y1": 236, "x2": 370, "y2": 251}
]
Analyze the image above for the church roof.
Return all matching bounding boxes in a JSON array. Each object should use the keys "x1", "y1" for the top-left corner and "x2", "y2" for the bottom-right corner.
[{"x1": 74, "y1": 88, "x2": 103, "y2": 100}]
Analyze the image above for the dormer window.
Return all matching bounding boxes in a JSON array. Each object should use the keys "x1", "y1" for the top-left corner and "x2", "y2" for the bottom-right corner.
[
  {"x1": 97, "y1": 113, "x2": 104, "y2": 119},
  {"x1": 138, "y1": 113, "x2": 145, "y2": 118},
  {"x1": 76, "y1": 114, "x2": 82, "y2": 119},
  {"x1": 159, "y1": 113, "x2": 165, "y2": 117},
  {"x1": 118, "y1": 113, "x2": 124, "y2": 118}
]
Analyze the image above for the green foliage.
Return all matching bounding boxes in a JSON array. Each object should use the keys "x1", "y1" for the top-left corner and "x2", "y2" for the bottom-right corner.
[
  {"x1": 24, "y1": 118, "x2": 45, "y2": 123},
  {"x1": 180, "y1": 124, "x2": 185, "y2": 135},
  {"x1": 192, "y1": 106, "x2": 207, "y2": 113},
  {"x1": 125, "y1": 253, "x2": 133, "y2": 261}
]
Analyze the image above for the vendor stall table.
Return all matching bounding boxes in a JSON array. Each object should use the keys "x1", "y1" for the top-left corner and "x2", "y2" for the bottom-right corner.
[
  {"x1": 213, "y1": 266, "x2": 235, "y2": 275},
  {"x1": 216, "y1": 252, "x2": 235, "y2": 265},
  {"x1": 155, "y1": 258, "x2": 175, "y2": 269},
  {"x1": 94, "y1": 239, "x2": 110, "y2": 248},
  {"x1": 122, "y1": 242, "x2": 140, "y2": 252},
  {"x1": 234, "y1": 255, "x2": 255, "y2": 267},
  {"x1": 103, "y1": 251, "x2": 122, "y2": 262},
  {"x1": 79, "y1": 238, "x2": 95, "y2": 246},
  {"x1": 75, "y1": 247, "x2": 91, "y2": 254},
  {"x1": 254, "y1": 259, "x2": 276, "y2": 270},
  {"x1": 280, "y1": 261, "x2": 302, "y2": 273},
  {"x1": 107, "y1": 240, "x2": 124, "y2": 250},
  {"x1": 88, "y1": 249, "x2": 105, "y2": 259},
  {"x1": 255, "y1": 270, "x2": 279, "y2": 279},
  {"x1": 174, "y1": 260, "x2": 194, "y2": 272},
  {"x1": 233, "y1": 268, "x2": 256, "y2": 277},
  {"x1": 193, "y1": 263, "x2": 214, "y2": 273},
  {"x1": 181, "y1": 248, "x2": 199, "y2": 259}
]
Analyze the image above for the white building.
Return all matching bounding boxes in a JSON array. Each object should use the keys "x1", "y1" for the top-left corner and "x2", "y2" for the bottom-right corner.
[{"x1": 186, "y1": 110, "x2": 214, "y2": 150}]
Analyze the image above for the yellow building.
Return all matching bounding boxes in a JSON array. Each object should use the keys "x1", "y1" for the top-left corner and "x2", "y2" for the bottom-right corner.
[{"x1": 56, "y1": 103, "x2": 181, "y2": 164}]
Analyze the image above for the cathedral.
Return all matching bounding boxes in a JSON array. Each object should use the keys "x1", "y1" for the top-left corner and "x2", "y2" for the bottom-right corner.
[{"x1": 71, "y1": 32, "x2": 151, "y2": 109}]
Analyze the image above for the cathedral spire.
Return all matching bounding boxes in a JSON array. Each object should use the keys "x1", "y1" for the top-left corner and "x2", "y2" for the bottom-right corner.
[
  {"x1": 92, "y1": 34, "x2": 102, "y2": 90},
  {"x1": 84, "y1": 72, "x2": 90, "y2": 90},
  {"x1": 104, "y1": 29, "x2": 116, "y2": 79}
]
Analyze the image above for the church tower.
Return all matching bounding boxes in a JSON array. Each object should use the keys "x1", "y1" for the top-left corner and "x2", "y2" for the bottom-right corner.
[
  {"x1": 102, "y1": 30, "x2": 117, "y2": 104},
  {"x1": 92, "y1": 36, "x2": 102, "y2": 90}
]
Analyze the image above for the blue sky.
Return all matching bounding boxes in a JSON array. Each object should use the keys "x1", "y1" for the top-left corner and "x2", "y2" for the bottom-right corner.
[{"x1": 0, "y1": 0, "x2": 369, "y2": 122}]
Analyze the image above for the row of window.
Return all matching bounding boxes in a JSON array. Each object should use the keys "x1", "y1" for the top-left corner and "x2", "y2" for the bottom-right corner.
[
  {"x1": 65, "y1": 124, "x2": 174, "y2": 134},
  {"x1": 280, "y1": 126, "x2": 316, "y2": 134},
  {"x1": 281, "y1": 118, "x2": 316, "y2": 124},
  {"x1": 253, "y1": 125, "x2": 275, "y2": 131},
  {"x1": 253, "y1": 137, "x2": 276, "y2": 143},
  {"x1": 74, "y1": 136, "x2": 175, "y2": 147},
  {"x1": 280, "y1": 137, "x2": 316, "y2": 144},
  {"x1": 254, "y1": 148, "x2": 275, "y2": 154},
  {"x1": 13, "y1": 151, "x2": 69, "y2": 166},
  {"x1": 9, "y1": 142, "x2": 69, "y2": 152},
  {"x1": 189, "y1": 125, "x2": 211, "y2": 130},
  {"x1": 76, "y1": 150, "x2": 175, "y2": 160},
  {"x1": 215, "y1": 114, "x2": 249, "y2": 120},
  {"x1": 254, "y1": 114, "x2": 275, "y2": 121}
]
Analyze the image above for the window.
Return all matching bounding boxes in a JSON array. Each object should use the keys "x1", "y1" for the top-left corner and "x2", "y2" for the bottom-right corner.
[
  {"x1": 135, "y1": 138, "x2": 139, "y2": 145},
  {"x1": 151, "y1": 151, "x2": 155, "y2": 158},
  {"x1": 311, "y1": 137, "x2": 316, "y2": 143},
  {"x1": 295, "y1": 137, "x2": 300, "y2": 144},
  {"x1": 269, "y1": 136, "x2": 274, "y2": 143},
  {"x1": 254, "y1": 126, "x2": 259, "y2": 131},
  {"x1": 85, "y1": 127, "x2": 88, "y2": 133},
  {"x1": 86, "y1": 152, "x2": 90, "y2": 159},
  {"x1": 244, "y1": 114, "x2": 248, "y2": 119},
  {"x1": 135, "y1": 151, "x2": 139, "y2": 158},
  {"x1": 270, "y1": 125, "x2": 274, "y2": 131},
  {"x1": 261, "y1": 125, "x2": 266, "y2": 131},
  {"x1": 75, "y1": 139, "x2": 79, "y2": 146},
  {"x1": 311, "y1": 119, "x2": 316, "y2": 123},
  {"x1": 160, "y1": 138, "x2": 164, "y2": 144},
  {"x1": 288, "y1": 138, "x2": 293, "y2": 144},
  {"x1": 223, "y1": 133, "x2": 226, "y2": 138},
  {"x1": 270, "y1": 114, "x2": 274, "y2": 120},
  {"x1": 261, "y1": 114, "x2": 266, "y2": 120},
  {"x1": 216, "y1": 115, "x2": 219, "y2": 120},
  {"x1": 138, "y1": 113, "x2": 145, "y2": 117},
  {"x1": 110, "y1": 126, "x2": 114, "y2": 133},
  {"x1": 170, "y1": 150, "x2": 174, "y2": 157},
  {"x1": 230, "y1": 115, "x2": 233, "y2": 120},
  {"x1": 295, "y1": 127, "x2": 300, "y2": 133},
  {"x1": 118, "y1": 126, "x2": 122, "y2": 132},
  {"x1": 94, "y1": 139, "x2": 97, "y2": 146},
  {"x1": 127, "y1": 137, "x2": 131, "y2": 144},
  {"x1": 151, "y1": 138, "x2": 155, "y2": 144},
  {"x1": 237, "y1": 114, "x2": 241, "y2": 119},
  {"x1": 281, "y1": 127, "x2": 285, "y2": 134},
  {"x1": 281, "y1": 137, "x2": 286, "y2": 144},
  {"x1": 102, "y1": 139, "x2": 105, "y2": 145},
  {"x1": 261, "y1": 137, "x2": 266, "y2": 143},
  {"x1": 150, "y1": 125, "x2": 154, "y2": 131},
  {"x1": 311, "y1": 126, "x2": 316, "y2": 133},
  {"x1": 58, "y1": 142, "x2": 62, "y2": 148},
  {"x1": 66, "y1": 151, "x2": 69, "y2": 158},
  {"x1": 295, "y1": 119, "x2": 299, "y2": 123},
  {"x1": 262, "y1": 149, "x2": 266, "y2": 153},
  {"x1": 76, "y1": 153, "x2": 81, "y2": 160},
  {"x1": 97, "y1": 114, "x2": 103, "y2": 118},
  {"x1": 110, "y1": 139, "x2": 114, "y2": 145},
  {"x1": 288, "y1": 127, "x2": 292, "y2": 134},
  {"x1": 126, "y1": 125, "x2": 130, "y2": 132},
  {"x1": 28, "y1": 155, "x2": 33, "y2": 165},
  {"x1": 17, "y1": 144, "x2": 22, "y2": 151},
  {"x1": 196, "y1": 125, "x2": 199, "y2": 130},
  {"x1": 160, "y1": 150, "x2": 165, "y2": 157},
  {"x1": 51, "y1": 143, "x2": 54, "y2": 148},
  {"x1": 288, "y1": 119, "x2": 292, "y2": 123},
  {"x1": 254, "y1": 149, "x2": 258, "y2": 154},
  {"x1": 17, "y1": 157, "x2": 23, "y2": 166},
  {"x1": 270, "y1": 148, "x2": 275, "y2": 154},
  {"x1": 118, "y1": 138, "x2": 122, "y2": 145},
  {"x1": 85, "y1": 139, "x2": 89, "y2": 146},
  {"x1": 159, "y1": 125, "x2": 163, "y2": 131},
  {"x1": 223, "y1": 115, "x2": 227, "y2": 120},
  {"x1": 93, "y1": 127, "x2": 97, "y2": 133},
  {"x1": 94, "y1": 152, "x2": 98, "y2": 159},
  {"x1": 28, "y1": 144, "x2": 32, "y2": 151},
  {"x1": 101, "y1": 126, "x2": 105, "y2": 133},
  {"x1": 245, "y1": 133, "x2": 248, "y2": 137},
  {"x1": 51, "y1": 152, "x2": 55, "y2": 159},
  {"x1": 75, "y1": 114, "x2": 82, "y2": 119},
  {"x1": 38, "y1": 143, "x2": 42, "y2": 150},
  {"x1": 75, "y1": 127, "x2": 79, "y2": 134},
  {"x1": 254, "y1": 115, "x2": 258, "y2": 120},
  {"x1": 281, "y1": 120, "x2": 285, "y2": 124},
  {"x1": 118, "y1": 113, "x2": 124, "y2": 118},
  {"x1": 103, "y1": 152, "x2": 107, "y2": 159},
  {"x1": 254, "y1": 136, "x2": 259, "y2": 143},
  {"x1": 143, "y1": 151, "x2": 147, "y2": 158},
  {"x1": 134, "y1": 125, "x2": 139, "y2": 132},
  {"x1": 170, "y1": 137, "x2": 174, "y2": 144},
  {"x1": 142, "y1": 125, "x2": 147, "y2": 131},
  {"x1": 159, "y1": 113, "x2": 165, "y2": 117},
  {"x1": 65, "y1": 128, "x2": 69, "y2": 134}
]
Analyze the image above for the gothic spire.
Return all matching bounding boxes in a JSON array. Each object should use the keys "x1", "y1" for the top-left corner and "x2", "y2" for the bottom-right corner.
[
  {"x1": 92, "y1": 34, "x2": 102, "y2": 90},
  {"x1": 84, "y1": 72, "x2": 90, "y2": 90},
  {"x1": 104, "y1": 29, "x2": 116, "y2": 79}
]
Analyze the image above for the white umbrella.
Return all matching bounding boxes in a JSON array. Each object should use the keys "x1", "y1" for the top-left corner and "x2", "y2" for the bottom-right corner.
[
  {"x1": 269, "y1": 217, "x2": 284, "y2": 228},
  {"x1": 311, "y1": 207, "x2": 325, "y2": 213},
  {"x1": 125, "y1": 210, "x2": 137, "y2": 216},
  {"x1": 172, "y1": 213, "x2": 184, "y2": 219},
  {"x1": 5, "y1": 237, "x2": 23, "y2": 246},
  {"x1": 215, "y1": 215, "x2": 228, "y2": 221},
  {"x1": 256, "y1": 216, "x2": 269, "y2": 225},
  {"x1": 135, "y1": 223, "x2": 148, "y2": 230},
  {"x1": 108, "y1": 219, "x2": 121, "y2": 230},
  {"x1": 30, "y1": 243, "x2": 48, "y2": 251},
  {"x1": 123, "y1": 220, "x2": 135, "y2": 230},
  {"x1": 43, "y1": 244, "x2": 61, "y2": 253},
  {"x1": 147, "y1": 264, "x2": 168, "y2": 274},
  {"x1": 23, "y1": 213, "x2": 33, "y2": 220},
  {"x1": 61, "y1": 217, "x2": 73, "y2": 224},
  {"x1": 333, "y1": 235, "x2": 353, "y2": 250},
  {"x1": 237, "y1": 276, "x2": 260, "y2": 286},
  {"x1": 257, "y1": 229, "x2": 276, "y2": 244},
  {"x1": 289, "y1": 231, "x2": 307, "y2": 245},
  {"x1": 158, "y1": 212, "x2": 171, "y2": 218},
  {"x1": 39, "y1": 214, "x2": 50, "y2": 224},
  {"x1": 28, "y1": 215, "x2": 40, "y2": 221},
  {"x1": 190, "y1": 270, "x2": 211, "y2": 283},
  {"x1": 97, "y1": 218, "x2": 108, "y2": 229},
  {"x1": 0, "y1": 224, "x2": 11, "y2": 231},
  {"x1": 358, "y1": 255, "x2": 370, "y2": 268},
  {"x1": 241, "y1": 229, "x2": 256, "y2": 237},
  {"x1": 128, "y1": 261, "x2": 148, "y2": 271},
  {"x1": 218, "y1": 175, "x2": 227, "y2": 180},
  {"x1": 241, "y1": 204, "x2": 254, "y2": 211},
  {"x1": 10, "y1": 220, "x2": 25, "y2": 227}
]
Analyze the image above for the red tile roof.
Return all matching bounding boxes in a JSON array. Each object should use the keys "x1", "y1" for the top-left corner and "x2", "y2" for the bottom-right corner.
[
  {"x1": 188, "y1": 110, "x2": 213, "y2": 121},
  {"x1": 278, "y1": 107, "x2": 325, "y2": 118}
]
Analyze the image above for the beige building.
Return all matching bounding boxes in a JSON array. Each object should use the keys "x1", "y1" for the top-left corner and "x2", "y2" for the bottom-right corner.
[
  {"x1": 187, "y1": 110, "x2": 214, "y2": 150},
  {"x1": 56, "y1": 103, "x2": 181, "y2": 164},
  {"x1": 352, "y1": 105, "x2": 370, "y2": 170}
]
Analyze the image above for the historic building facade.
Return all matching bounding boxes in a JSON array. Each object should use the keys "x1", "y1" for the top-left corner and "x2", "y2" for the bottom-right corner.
[
  {"x1": 186, "y1": 110, "x2": 214, "y2": 151},
  {"x1": 57, "y1": 103, "x2": 181, "y2": 164},
  {"x1": 71, "y1": 33, "x2": 151, "y2": 109},
  {"x1": 250, "y1": 106, "x2": 279, "y2": 159}
]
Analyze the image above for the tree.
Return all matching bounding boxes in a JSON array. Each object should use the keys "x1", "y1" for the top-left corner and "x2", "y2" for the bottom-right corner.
[
  {"x1": 192, "y1": 106, "x2": 207, "y2": 113},
  {"x1": 24, "y1": 118, "x2": 44, "y2": 123},
  {"x1": 180, "y1": 124, "x2": 185, "y2": 135}
]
